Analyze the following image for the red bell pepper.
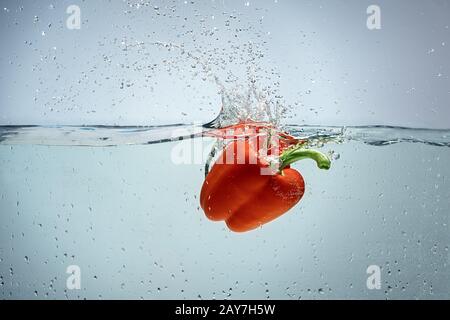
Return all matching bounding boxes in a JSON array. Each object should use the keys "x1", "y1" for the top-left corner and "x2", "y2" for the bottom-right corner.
[{"x1": 200, "y1": 126, "x2": 331, "y2": 232}]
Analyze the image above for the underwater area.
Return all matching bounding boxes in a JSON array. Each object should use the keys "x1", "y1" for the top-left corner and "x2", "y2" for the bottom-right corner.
[{"x1": 0, "y1": 125, "x2": 449, "y2": 299}]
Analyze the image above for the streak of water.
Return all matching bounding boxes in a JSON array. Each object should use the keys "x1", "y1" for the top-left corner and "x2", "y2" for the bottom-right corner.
[{"x1": 1, "y1": 124, "x2": 449, "y2": 147}]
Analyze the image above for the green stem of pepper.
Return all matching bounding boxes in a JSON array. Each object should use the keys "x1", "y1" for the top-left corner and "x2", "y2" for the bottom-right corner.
[{"x1": 278, "y1": 146, "x2": 331, "y2": 172}]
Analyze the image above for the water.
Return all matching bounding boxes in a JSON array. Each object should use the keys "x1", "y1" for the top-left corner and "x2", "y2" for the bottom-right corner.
[
  {"x1": 1, "y1": 0, "x2": 449, "y2": 300},
  {"x1": 2, "y1": 124, "x2": 449, "y2": 147},
  {"x1": 0, "y1": 125, "x2": 449, "y2": 299}
]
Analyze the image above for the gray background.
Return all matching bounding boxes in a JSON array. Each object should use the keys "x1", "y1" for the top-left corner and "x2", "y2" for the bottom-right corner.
[{"x1": 0, "y1": 0, "x2": 449, "y2": 127}]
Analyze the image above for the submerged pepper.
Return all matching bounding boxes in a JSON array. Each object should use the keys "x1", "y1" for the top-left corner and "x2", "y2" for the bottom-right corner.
[{"x1": 200, "y1": 131, "x2": 331, "y2": 232}]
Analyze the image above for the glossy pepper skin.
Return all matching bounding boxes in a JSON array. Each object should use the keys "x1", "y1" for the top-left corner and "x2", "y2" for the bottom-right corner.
[{"x1": 200, "y1": 135, "x2": 330, "y2": 232}]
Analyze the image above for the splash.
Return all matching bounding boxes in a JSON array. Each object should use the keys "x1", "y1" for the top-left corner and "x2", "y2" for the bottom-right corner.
[
  {"x1": 153, "y1": 42, "x2": 287, "y2": 129},
  {"x1": 202, "y1": 121, "x2": 303, "y2": 176}
]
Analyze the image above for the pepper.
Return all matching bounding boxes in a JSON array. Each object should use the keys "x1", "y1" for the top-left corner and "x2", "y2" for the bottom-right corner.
[{"x1": 200, "y1": 128, "x2": 331, "y2": 232}]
